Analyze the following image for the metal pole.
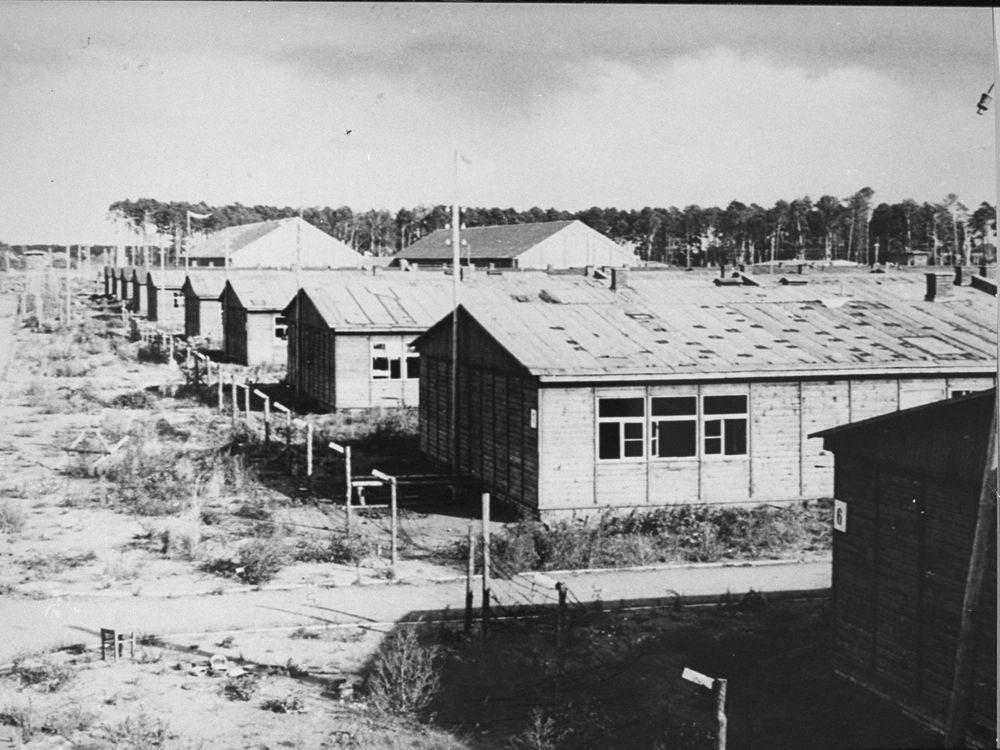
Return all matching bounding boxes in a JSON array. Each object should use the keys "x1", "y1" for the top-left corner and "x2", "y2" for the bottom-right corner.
[{"x1": 481, "y1": 492, "x2": 491, "y2": 639}]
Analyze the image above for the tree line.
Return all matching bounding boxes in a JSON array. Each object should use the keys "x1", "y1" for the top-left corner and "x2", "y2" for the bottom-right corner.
[{"x1": 108, "y1": 188, "x2": 996, "y2": 266}]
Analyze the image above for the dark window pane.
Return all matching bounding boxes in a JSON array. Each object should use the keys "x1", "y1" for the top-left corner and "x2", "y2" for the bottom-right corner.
[
  {"x1": 372, "y1": 357, "x2": 389, "y2": 372},
  {"x1": 390, "y1": 359, "x2": 402, "y2": 379},
  {"x1": 657, "y1": 421, "x2": 696, "y2": 457},
  {"x1": 406, "y1": 356, "x2": 420, "y2": 379},
  {"x1": 598, "y1": 398, "x2": 644, "y2": 418},
  {"x1": 724, "y1": 419, "x2": 748, "y2": 455},
  {"x1": 623, "y1": 439, "x2": 644, "y2": 458},
  {"x1": 651, "y1": 396, "x2": 696, "y2": 417},
  {"x1": 704, "y1": 395, "x2": 748, "y2": 415},
  {"x1": 598, "y1": 423, "x2": 621, "y2": 459},
  {"x1": 623, "y1": 422, "x2": 644, "y2": 439},
  {"x1": 704, "y1": 419, "x2": 721, "y2": 437},
  {"x1": 705, "y1": 437, "x2": 722, "y2": 455}
]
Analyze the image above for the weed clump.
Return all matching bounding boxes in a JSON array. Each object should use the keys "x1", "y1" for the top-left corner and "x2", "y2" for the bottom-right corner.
[
  {"x1": 10, "y1": 652, "x2": 75, "y2": 692},
  {"x1": 487, "y1": 500, "x2": 833, "y2": 572},
  {"x1": 365, "y1": 624, "x2": 441, "y2": 718},
  {"x1": 224, "y1": 673, "x2": 260, "y2": 702},
  {"x1": 235, "y1": 536, "x2": 288, "y2": 585},
  {"x1": 0, "y1": 500, "x2": 26, "y2": 534}
]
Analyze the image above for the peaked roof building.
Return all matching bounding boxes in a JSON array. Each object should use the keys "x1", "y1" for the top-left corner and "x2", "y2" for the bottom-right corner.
[
  {"x1": 391, "y1": 220, "x2": 638, "y2": 269},
  {"x1": 186, "y1": 216, "x2": 366, "y2": 269}
]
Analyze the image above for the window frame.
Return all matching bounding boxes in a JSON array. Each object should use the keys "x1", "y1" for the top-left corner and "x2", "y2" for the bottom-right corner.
[
  {"x1": 650, "y1": 395, "x2": 699, "y2": 460},
  {"x1": 273, "y1": 314, "x2": 289, "y2": 342},
  {"x1": 371, "y1": 340, "x2": 420, "y2": 381},
  {"x1": 701, "y1": 394, "x2": 749, "y2": 458},
  {"x1": 596, "y1": 396, "x2": 646, "y2": 462}
]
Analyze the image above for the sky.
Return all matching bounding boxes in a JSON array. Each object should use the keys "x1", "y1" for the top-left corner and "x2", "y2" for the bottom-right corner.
[{"x1": 0, "y1": 3, "x2": 996, "y2": 244}]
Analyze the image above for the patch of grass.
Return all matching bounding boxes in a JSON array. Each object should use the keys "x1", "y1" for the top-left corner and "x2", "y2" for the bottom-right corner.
[
  {"x1": 108, "y1": 389, "x2": 157, "y2": 410},
  {"x1": 105, "y1": 707, "x2": 170, "y2": 749},
  {"x1": 223, "y1": 672, "x2": 260, "y2": 702},
  {"x1": 289, "y1": 627, "x2": 320, "y2": 640},
  {"x1": 103, "y1": 552, "x2": 146, "y2": 581},
  {"x1": 488, "y1": 500, "x2": 833, "y2": 572},
  {"x1": 0, "y1": 500, "x2": 26, "y2": 533},
  {"x1": 19, "y1": 550, "x2": 98, "y2": 578},
  {"x1": 10, "y1": 652, "x2": 75, "y2": 692},
  {"x1": 293, "y1": 531, "x2": 377, "y2": 565},
  {"x1": 235, "y1": 535, "x2": 288, "y2": 585},
  {"x1": 365, "y1": 623, "x2": 441, "y2": 719},
  {"x1": 260, "y1": 694, "x2": 306, "y2": 714}
]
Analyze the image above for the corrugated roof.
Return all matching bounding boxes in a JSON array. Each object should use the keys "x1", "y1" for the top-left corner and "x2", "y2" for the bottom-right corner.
[
  {"x1": 224, "y1": 271, "x2": 321, "y2": 311},
  {"x1": 393, "y1": 221, "x2": 577, "y2": 261},
  {"x1": 145, "y1": 269, "x2": 189, "y2": 288},
  {"x1": 182, "y1": 270, "x2": 229, "y2": 298},
  {"x1": 292, "y1": 269, "x2": 612, "y2": 331},
  {"x1": 447, "y1": 281, "x2": 996, "y2": 382}
]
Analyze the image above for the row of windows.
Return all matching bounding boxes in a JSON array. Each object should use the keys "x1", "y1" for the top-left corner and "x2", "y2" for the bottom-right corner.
[
  {"x1": 372, "y1": 342, "x2": 420, "y2": 380},
  {"x1": 597, "y1": 395, "x2": 748, "y2": 461}
]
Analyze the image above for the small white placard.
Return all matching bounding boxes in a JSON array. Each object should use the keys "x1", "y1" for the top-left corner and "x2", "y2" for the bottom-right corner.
[
  {"x1": 682, "y1": 667, "x2": 714, "y2": 690},
  {"x1": 530, "y1": 408, "x2": 538, "y2": 429},
  {"x1": 833, "y1": 500, "x2": 848, "y2": 533}
]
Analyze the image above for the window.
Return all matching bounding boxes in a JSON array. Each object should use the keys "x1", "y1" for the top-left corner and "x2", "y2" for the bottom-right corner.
[
  {"x1": 950, "y1": 388, "x2": 983, "y2": 399},
  {"x1": 702, "y1": 395, "x2": 748, "y2": 456},
  {"x1": 273, "y1": 315, "x2": 288, "y2": 341},
  {"x1": 651, "y1": 396, "x2": 697, "y2": 457},
  {"x1": 598, "y1": 398, "x2": 645, "y2": 460},
  {"x1": 372, "y1": 342, "x2": 419, "y2": 380}
]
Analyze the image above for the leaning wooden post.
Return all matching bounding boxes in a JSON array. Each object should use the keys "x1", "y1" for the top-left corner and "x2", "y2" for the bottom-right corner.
[
  {"x1": 465, "y1": 524, "x2": 475, "y2": 633},
  {"x1": 481, "y1": 492, "x2": 491, "y2": 639},
  {"x1": 714, "y1": 678, "x2": 728, "y2": 750},
  {"x1": 344, "y1": 445, "x2": 352, "y2": 533}
]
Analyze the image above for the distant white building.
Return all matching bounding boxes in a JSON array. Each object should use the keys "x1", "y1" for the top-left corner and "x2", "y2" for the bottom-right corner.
[{"x1": 186, "y1": 217, "x2": 365, "y2": 269}]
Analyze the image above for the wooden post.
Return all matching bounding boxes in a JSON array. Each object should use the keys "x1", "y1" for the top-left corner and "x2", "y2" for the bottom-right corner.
[
  {"x1": 345, "y1": 446, "x2": 352, "y2": 534},
  {"x1": 556, "y1": 582, "x2": 567, "y2": 648},
  {"x1": 481, "y1": 492, "x2": 491, "y2": 639},
  {"x1": 944, "y1": 410, "x2": 997, "y2": 748},
  {"x1": 306, "y1": 421, "x2": 314, "y2": 478},
  {"x1": 714, "y1": 678, "x2": 728, "y2": 750},
  {"x1": 257, "y1": 390, "x2": 270, "y2": 444},
  {"x1": 244, "y1": 379, "x2": 251, "y2": 420},
  {"x1": 230, "y1": 374, "x2": 238, "y2": 422},
  {"x1": 65, "y1": 245, "x2": 71, "y2": 324},
  {"x1": 465, "y1": 524, "x2": 475, "y2": 633},
  {"x1": 168, "y1": 335, "x2": 174, "y2": 363},
  {"x1": 217, "y1": 365, "x2": 224, "y2": 412}
]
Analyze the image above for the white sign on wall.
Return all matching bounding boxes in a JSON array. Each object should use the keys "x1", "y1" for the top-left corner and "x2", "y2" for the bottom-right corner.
[{"x1": 833, "y1": 499, "x2": 848, "y2": 533}]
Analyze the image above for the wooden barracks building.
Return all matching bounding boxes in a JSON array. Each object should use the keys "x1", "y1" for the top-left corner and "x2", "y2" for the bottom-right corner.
[
  {"x1": 816, "y1": 390, "x2": 996, "y2": 749},
  {"x1": 412, "y1": 271, "x2": 997, "y2": 517}
]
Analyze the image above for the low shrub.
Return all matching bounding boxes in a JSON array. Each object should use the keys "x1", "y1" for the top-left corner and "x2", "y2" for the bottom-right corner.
[
  {"x1": 108, "y1": 390, "x2": 157, "y2": 410},
  {"x1": 261, "y1": 694, "x2": 306, "y2": 714},
  {"x1": 235, "y1": 536, "x2": 288, "y2": 585},
  {"x1": 106, "y1": 707, "x2": 169, "y2": 749},
  {"x1": 295, "y1": 531, "x2": 377, "y2": 565},
  {"x1": 0, "y1": 500, "x2": 26, "y2": 534},
  {"x1": 365, "y1": 624, "x2": 440, "y2": 718},
  {"x1": 137, "y1": 343, "x2": 168, "y2": 364},
  {"x1": 224, "y1": 673, "x2": 260, "y2": 701},
  {"x1": 10, "y1": 652, "x2": 75, "y2": 692}
]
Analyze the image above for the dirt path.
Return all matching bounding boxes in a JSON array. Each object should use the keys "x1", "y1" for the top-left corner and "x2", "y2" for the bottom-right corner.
[{"x1": 0, "y1": 558, "x2": 830, "y2": 662}]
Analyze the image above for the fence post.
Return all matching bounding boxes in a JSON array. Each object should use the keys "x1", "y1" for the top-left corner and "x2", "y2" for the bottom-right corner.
[
  {"x1": 372, "y1": 470, "x2": 398, "y2": 577},
  {"x1": 556, "y1": 582, "x2": 567, "y2": 648},
  {"x1": 217, "y1": 364, "x2": 224, "y2": 412},
  {"x1": 345, "y1": 446, "x2": 352, "y2": 534},
  {"x1": 256, "y1": 391, "x2": 270, "y2": 444},
  {"x1": 465, "y1": 524, "x2": 475, "y2": 633},
  {"x1": 306, "y1": 421, "x2": 313, "y2": 478},
  {"x1": 244, "y1": 379, "x2": 251, "y2": 420},
  {"x1": 714, "y1": 679, "x2": 728, "y2": 750},
  {"x1": 230, "y1": 374, "x2": 238, "y2": 423},
  {"x1": 482, "y1": 492, "x2": 491, "y2": 639}
]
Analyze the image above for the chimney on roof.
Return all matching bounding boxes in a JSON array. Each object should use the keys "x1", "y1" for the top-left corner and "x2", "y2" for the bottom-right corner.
[
  {"x1": 611, "y1": 267, "x2": 628, "y2": 291},
  {"x1": 925, "y1": 272, "x2": 954, "y2": 301}
]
